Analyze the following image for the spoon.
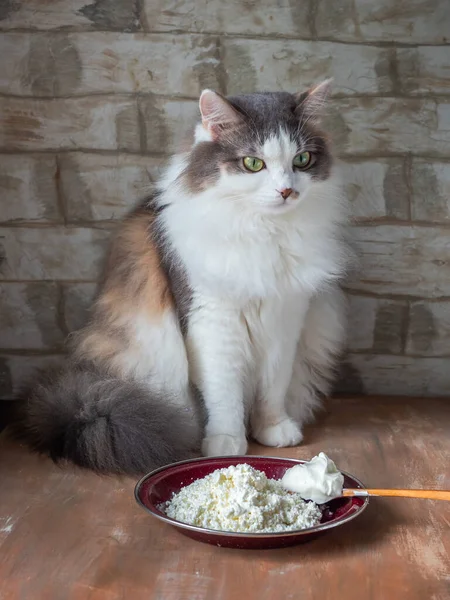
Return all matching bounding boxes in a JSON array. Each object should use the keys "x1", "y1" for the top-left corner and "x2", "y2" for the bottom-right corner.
[{"x1": 342, "y1": 488, "x2": 450, "y2": 501}]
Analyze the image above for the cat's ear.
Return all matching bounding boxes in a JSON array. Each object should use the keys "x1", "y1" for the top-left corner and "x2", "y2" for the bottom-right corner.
[
  {"x1": 295, "y1": 79, "x2": 332, "y2": 123},
  {"x1": 199, "y1": 90, "x2": 242, "y2": 140}
]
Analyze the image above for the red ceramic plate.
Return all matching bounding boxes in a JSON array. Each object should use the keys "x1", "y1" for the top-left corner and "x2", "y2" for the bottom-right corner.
[{"x1": 135, "y1": 456, "x2": 368, "y2": 549}]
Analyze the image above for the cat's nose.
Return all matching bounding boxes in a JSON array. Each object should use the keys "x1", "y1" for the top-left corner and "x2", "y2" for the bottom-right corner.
[{"x1": 279, "y1": 188, "x2": 293, "y2": 200}]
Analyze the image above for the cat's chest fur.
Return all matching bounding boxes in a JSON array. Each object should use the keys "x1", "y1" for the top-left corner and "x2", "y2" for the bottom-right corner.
[{"x1": 163, "y1": 199, "x2": 343, "y2": 303}]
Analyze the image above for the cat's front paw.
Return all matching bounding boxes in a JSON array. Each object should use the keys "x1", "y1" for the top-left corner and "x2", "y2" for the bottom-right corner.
[
  {"x1": 254, "y1": 418, "x2": 303, "y2": 448},
  {"x1": 202, "y1": 434, "x2": 248, "y2": 457}
]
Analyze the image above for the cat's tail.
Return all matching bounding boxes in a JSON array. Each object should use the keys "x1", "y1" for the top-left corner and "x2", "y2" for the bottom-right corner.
[{"x1": 10, "y1": 365, "x2": 203, "y2": 475}]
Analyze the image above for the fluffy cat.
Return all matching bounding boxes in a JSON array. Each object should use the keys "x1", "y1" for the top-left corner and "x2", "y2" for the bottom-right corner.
[{"x1": 13, "y1": 80, "x2": 350, "y2": 474}]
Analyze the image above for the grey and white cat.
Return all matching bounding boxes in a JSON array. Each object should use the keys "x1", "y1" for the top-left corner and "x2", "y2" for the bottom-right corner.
[{"x1": 14, "y1": 80, "x2": 350, "y2": 474}]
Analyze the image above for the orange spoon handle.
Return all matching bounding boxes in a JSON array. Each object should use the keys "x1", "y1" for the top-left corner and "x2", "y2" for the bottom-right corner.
[{"x1": 343, "y1": 488, "x2": 450, "y2": 501}]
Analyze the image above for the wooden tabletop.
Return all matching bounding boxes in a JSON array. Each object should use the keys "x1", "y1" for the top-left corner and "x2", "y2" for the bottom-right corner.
[{"x1": 0, "y1": 396, "x2": 449, "y2": 600}]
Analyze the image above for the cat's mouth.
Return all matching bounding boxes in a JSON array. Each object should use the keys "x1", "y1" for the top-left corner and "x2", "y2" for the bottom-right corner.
[
  {"x1": 261, "y1": 201, "x2": 299, "y2": 215},
  {"x1": 262, "y1": 194, "x2": 300, "y2": 213}
]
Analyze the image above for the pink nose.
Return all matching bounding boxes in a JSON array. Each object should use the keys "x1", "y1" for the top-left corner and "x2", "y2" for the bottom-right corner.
[{"x1": 279, "y1": 188, "x2": 293, "y2": 200}]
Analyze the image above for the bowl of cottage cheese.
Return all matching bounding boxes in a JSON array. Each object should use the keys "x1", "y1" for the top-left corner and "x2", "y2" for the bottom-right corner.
[{"x1": 135, "y1": 455, "x2": 368, "y2": 549}]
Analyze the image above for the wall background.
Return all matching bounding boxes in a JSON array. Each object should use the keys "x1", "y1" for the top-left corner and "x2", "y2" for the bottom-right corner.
[{"x1": 0, "y1": 0, "x2": 449, "y2": 398}]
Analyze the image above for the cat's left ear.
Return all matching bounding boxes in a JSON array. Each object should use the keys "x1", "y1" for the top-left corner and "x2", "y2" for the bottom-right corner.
[
  {"x1": 295, "y1": 79, "x2": 332, "y2": 124},
  {"x1": 199, "y1": 90, "x2": 243, "y2": 140}
]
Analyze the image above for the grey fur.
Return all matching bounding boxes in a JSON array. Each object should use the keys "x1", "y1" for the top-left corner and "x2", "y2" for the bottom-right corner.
[
  {"x1": 11, "y1": 89, "x2": 332, "y2": 476},
  {"x1": 11, "y1": 363, "x2": 203, "y2": 475},
  {"x1": 11, "y1": 198, "x2": 202, "y2": 475},
  {"x1": 144, "y1": 194, "x2": 194, "y2": 337},
  {"x1": 183, "y1": 91, "x2": 332, "y2": 193}
]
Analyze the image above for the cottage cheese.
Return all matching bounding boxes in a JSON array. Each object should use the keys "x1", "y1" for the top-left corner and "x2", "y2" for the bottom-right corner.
[{"x1": 161, "y1": 464, "x2": 322, "y2": 533}]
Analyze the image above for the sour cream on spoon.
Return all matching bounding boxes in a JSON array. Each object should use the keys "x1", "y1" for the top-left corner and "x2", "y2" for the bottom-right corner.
[{"x1": 281, "y1": 452, "x2": 344, "y2": 504}]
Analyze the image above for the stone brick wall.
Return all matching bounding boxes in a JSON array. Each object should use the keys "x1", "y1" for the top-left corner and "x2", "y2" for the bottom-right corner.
[{"x1": 1, "y1": 0, "x2": 449, "y2": 398}]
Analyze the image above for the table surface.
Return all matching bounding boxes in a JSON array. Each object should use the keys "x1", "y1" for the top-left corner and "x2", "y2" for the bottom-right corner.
[{"x1": 0, "y1": 396, "x2": 449, "y2": 600}]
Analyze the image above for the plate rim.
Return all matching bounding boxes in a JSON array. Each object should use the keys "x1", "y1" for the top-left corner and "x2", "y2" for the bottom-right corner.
[{"x1": 134, "y1": 454, "x2": 369, "y2": 539}]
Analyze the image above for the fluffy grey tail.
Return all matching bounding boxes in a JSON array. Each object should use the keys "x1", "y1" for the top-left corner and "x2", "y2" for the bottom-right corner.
[{"x1": 11, "y1": 365, "x2": 203, "y2": 475}]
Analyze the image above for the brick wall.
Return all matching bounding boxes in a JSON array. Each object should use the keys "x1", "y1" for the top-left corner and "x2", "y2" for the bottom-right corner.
[{"x1": 0, "y1": 0, "x2": 449, "y2": 398}]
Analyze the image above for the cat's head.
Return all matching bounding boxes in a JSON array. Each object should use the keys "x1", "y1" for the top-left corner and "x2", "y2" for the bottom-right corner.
[{"x1": 181, "y1": 81, "x2": 333, "y2": 214}]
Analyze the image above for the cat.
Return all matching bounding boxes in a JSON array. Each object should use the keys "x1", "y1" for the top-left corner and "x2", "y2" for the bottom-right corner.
[{"x1": 12, "y1": 80, "x2": 350, "y2": 475}]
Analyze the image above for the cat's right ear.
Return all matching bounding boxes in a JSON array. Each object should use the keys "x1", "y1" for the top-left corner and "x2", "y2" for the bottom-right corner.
[
  {"x1": 295, "y1": 79, "x2": 332, "y2": 124},
  {"x1": 199, "y1": 90, "x2": 242, "y2": 140}
]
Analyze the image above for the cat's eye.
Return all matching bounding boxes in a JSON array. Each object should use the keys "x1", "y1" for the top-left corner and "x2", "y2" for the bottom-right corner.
[
  {"x1": 243, "y1": 156, "x2": 265, "y2": 172},
  {"x1": 293, "y1": 152, "x2": 314, "y2": 169}
]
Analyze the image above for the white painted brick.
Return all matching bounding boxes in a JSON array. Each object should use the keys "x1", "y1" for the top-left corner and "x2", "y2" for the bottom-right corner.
[
  {"x1": 75, "y1": 33, "x2": 222, "y2": 96},
  {"x1": 143, "y1": 0, "x2": 312, "y2": 37},
  {"x1": 348, "y1": 226, "x2": 450, "y2": 297},
  {"x1": 341, "y1": 354, "x2": 450, "y2": 396},
  {"x1": 0, "y1": 0, "x2": 140, "y2": 31},
  {"x1": 223, "y1": 39, "x2": 394, "y2": 96},
  {"x1": 347, "y1": 295, "x2": 406, "y2": 353},
  {"x1": 0, "y1": 283, "x2": 63, "y2": 349},
  {"x1": 0, "y1": 33, "x2": 224, "y2": 97},
  {"x1": 316, "y1": 0, "x2": 449, "y2": 44},
  {"x1": 0, "y1": 155, "x2": 60, "y2": 222},
  {"x1": 60, "y1": 153, "x2": 165, "y2": 221},
  {"x1": 0, "y1": 354, "x2": 64, "y2": 399},
  {"x1": 0, "y1": 227, "x2": 112, "y2": 281},
  {"x1": 411, "y1": 161, "x2": 450, "y2": 222},
  {"x1": 0, "y1": 0, "x2": 92, "y2": 30},
  {"x1": 407, "y1": 301, "x2": 450, "y2": 357},
  {"x1": 328, "y1": 99, "x2": 450, "y2": 157},
  {"x1": 0, "y1": 97, "x2": 140, "y2": 151},
  {"x1": 0, "y1": 0, "x2": 449, "y2": 400},
  {"x1": 397, "y1": 47, "x2": 450, "y2": 96},
  {"x1": 340, "y1": 159, "x2": 409, "y2": 220},
  {"x1": 0, "y1": 34, "x2": 29, "y2": 95},
  {"x1": 139, "y1": 98, "x2": 199, "y2": 154},
  {"x1": 62, "y1": 283, "x2": 97, "y2": 332}
]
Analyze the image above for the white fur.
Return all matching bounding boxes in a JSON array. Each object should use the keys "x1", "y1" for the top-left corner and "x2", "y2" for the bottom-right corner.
[
  {"x1": 107, "y1": 309, "x2": 192, "y2": 404},
  {"x1": 148, "y1": 124, "x2": 350, "y2": 455},
  {"x1": 161, "y1": 158, "x2": 347, "y2": 301},
  {"x1": 117, "y1": 113, "x2": 350, "y2": 456},
  {"x1": 131, "y1": 311, "x2": 189, "y2": 396}
]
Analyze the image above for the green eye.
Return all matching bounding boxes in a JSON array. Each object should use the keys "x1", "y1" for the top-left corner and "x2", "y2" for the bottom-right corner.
[
  {"x1": 293, "y1": 151, "x2": 313, "y2": 169},
  {"x1": 243, "y1": 156, "x2": 265, "y2": 172}
]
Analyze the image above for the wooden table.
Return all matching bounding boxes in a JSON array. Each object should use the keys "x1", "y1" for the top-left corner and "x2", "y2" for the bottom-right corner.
[{"x1": 0, "y1": 397, "x2": 449, "y2": 600}]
